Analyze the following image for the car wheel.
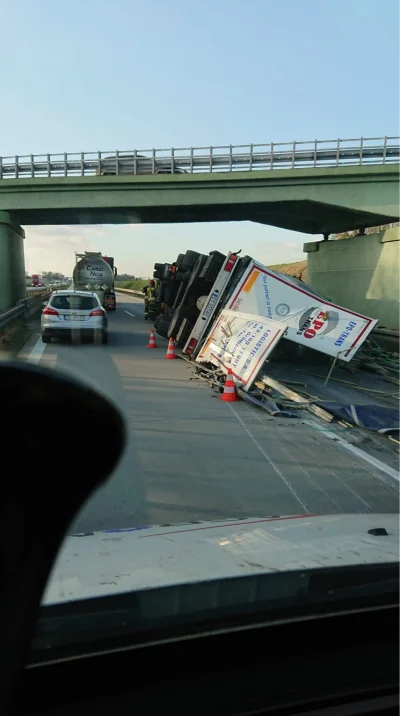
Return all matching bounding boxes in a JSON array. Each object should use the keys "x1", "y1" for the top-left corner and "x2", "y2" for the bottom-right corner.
[
  {"x1": 41, "y1": 334, "x2": 51, "y2": 344},
  {"x1": 101, "y1": 332, "x2": 108, "y2": 345}
]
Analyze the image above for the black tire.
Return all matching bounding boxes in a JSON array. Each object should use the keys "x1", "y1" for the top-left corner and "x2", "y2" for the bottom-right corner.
[
  {"x1": 41, "y1": 334, "x2": 51, "y2": 344},
  {"x1": 155, "y1": 315, "x2": 171, "y2": 338},
  {"x1": 167, "y1": 304, "x2": 198, "y2": 339},
  {"x1": 101, "y1": 332, "x2": 108, "y2": 345},
  {"x1": 153, "y1": 270, "x2": 162, "y2": 279},
  {"x1": 154, "y1": 263, "x2": 164, "y2": 272},
  {"x1": 175, "y1": 253, "x2": 185, "y2": 269},
  {"x1": 167, "y1": 307, "x2": 184, "y2": 339},
  {"x1": 182, "y1": 250, "x2": 200, "y2": 270},
  {"x1": 176, "y1": 320, "x2": 194, "y2": 349}
]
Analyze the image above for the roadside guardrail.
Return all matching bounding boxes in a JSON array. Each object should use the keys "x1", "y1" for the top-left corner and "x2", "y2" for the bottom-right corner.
[
  {"x1": 0, "y1": 284, "x2": 69, "y2": 333},
  {"x1": 0, "y1": 289, "x2": 50, "y2": 331},
  {"x1": 115, "y1": 287, "x2": 144, "y2": 299}
]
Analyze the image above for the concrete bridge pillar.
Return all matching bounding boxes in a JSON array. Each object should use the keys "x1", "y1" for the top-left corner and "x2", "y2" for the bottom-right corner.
[
  {"x1": 0, "y1": 211, "x2": 26, "y2": 312},
  {"x1": 304, "y1": 226, "x2": 400, "y2": 330}
]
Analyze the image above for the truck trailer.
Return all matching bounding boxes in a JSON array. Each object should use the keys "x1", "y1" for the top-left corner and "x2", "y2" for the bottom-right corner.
[
  {"x1": 152, "y1": 249, "x2": 377, "y2": 366},
  {"x1": 72, "y1": 252, "x2": 117, "y2": 310}
]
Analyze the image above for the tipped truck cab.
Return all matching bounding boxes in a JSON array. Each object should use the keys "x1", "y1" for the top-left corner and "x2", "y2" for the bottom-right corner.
[{"x1": 153, "y1": 249, "x2": 228, "y2": 348}]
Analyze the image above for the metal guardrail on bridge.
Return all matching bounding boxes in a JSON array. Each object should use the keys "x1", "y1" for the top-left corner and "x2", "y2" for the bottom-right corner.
[{"x1": 0, "y1": 136, "x2": 398, "y2": 179}]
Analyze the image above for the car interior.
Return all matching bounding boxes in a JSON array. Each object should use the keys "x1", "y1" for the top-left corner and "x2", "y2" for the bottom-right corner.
[{"x1": 1, "y1": 359, "x2": 398, "y2": 716}]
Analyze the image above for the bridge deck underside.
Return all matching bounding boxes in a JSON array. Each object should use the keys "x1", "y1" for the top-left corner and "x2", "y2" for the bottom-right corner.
[{"x1": 13, "y1": 200, "x2": 396, "y2": 235}]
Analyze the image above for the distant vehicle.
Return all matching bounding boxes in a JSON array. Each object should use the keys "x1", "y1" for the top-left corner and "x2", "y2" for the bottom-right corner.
[
  {"x1": 41, "y1": 290, "x2": 108, "y2": 344},
  {"x1": 31, "y1": 274, "x2": 41, "y2": 287},
  {"x1": 95, "y1": 153, "x2": 187, "y2": 176},
  {"x1": 72, "y1": 252, "x2": 117, "y2": 310}
]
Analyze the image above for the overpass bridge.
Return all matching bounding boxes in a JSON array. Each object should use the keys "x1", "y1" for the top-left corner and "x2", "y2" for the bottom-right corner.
[{"x1": 0, "y1": 135, "x2": 398, "y2": 310}]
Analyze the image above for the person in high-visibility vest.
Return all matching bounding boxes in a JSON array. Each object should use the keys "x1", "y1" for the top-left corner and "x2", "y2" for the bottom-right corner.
[{"x1": 142, "y1": 279, "x2": 157, "y2": 320}]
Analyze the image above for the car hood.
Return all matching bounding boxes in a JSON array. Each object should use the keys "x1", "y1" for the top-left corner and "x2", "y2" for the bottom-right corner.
[{"x1": 43, "y1": 513, "x2": 399, "y2": 605}]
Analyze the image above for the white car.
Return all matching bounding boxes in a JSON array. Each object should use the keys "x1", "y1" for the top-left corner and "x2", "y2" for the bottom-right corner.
[{"x1": 41, "y1": 290, "x2": 108, "y2": 344}]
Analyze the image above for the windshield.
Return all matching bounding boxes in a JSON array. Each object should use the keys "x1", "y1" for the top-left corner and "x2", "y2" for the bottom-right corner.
[
  {"x1": 1, "y1": 0, "x2": 399, "y2": 660},
  {"x1": 51, "y1": 294, "x2": 98, "y2": 311}
]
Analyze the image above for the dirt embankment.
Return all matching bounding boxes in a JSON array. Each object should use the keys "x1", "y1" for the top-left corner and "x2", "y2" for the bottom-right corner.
[{"x1": 268, "y1": 260, "x2": 307, "y2": 282}]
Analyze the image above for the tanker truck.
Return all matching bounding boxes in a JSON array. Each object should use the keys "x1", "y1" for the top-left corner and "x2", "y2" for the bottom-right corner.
[{"x1": 72, "y1": 252, "x2": 117, "y2": 310}]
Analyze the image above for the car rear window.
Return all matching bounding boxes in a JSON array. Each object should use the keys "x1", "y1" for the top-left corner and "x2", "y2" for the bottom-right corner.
[{"x1": 51, "y1": 295, "x2": 98, "y2": 311}]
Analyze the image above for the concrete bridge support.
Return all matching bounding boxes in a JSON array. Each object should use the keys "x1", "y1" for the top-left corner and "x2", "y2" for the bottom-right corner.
[
  {"x1": 304, "y1": 226, "x2": 400, "y2": 330},
  {"x1": 0, "y1": 211, "x2": 26, "y2": 312}
]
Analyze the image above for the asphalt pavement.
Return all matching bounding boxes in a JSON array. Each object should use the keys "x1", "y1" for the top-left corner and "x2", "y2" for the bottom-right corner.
[{"x1": 19, "y1": 296, "x2": 399, "y2": 533}]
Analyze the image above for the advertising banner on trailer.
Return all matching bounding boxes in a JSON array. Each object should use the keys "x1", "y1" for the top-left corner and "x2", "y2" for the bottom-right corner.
[
  {"x1": 226, "y1": 262, "x2": 378, "y2": 362},
  {"x1": 196, "y1": 310, "x2": 285, "y2": 391}
]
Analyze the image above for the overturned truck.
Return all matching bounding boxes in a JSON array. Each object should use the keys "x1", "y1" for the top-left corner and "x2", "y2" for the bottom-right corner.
[{"x1": 152, "y1": 249, "x2": 377, "y2": 385}]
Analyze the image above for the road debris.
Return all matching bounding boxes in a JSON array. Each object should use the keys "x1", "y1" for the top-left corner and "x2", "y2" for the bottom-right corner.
[{"x1": 257, "y1": 375, "x2": 335, "y2": 423}]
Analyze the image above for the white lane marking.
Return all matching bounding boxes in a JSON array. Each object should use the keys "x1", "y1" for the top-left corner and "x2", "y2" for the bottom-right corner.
[
  {"x1": 252, "y1": 414, "x2": 346, "y2": 513},
  {"x1": 28, "y1": 335, "x2": 46, "y2": 364},
  {"x1": 124, "y1": 311, "x2": 136, "y2": 317},
  {"x1": 228, "y1": 403, "x2": 309, "y2": 512},
  {"x1": 304, "y1": 420, "x2": 399, "y2": 488},
  {"x1": 261, "y1": 415, "x2": 372, "y2": 512}
]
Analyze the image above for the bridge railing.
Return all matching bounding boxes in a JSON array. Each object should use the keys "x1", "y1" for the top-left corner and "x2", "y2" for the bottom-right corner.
[{"x1": 0, "y1": 136, "x2": 398, "y2": 180}]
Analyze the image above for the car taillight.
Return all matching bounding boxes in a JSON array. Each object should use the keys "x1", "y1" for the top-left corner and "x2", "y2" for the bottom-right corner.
[
  {"x1": 185, "y1": 338, "x2": 198, "y2": 355},
  {"x1": 43, "y1": 306, "x2": 59, "y2": 316},
  {"x1": 224, "y1": 254, "x2": 237, "y2": 272},
  {"x1": 89, "y1": 308, "x2": 105, "y2": 317}
]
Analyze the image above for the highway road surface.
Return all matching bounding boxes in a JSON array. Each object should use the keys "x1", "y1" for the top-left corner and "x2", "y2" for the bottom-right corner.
[{"x1": 19, "y1": 295, "x2": 399, "y2": 534}]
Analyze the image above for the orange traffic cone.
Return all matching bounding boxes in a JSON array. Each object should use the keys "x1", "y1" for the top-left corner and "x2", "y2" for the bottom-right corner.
[
  {"x1": 165, "y1": 336, "x2": 176, "y2": 359},
  {"x1": 220, "y1": 367, "x2": 239, "y2": 402},
  {"x1": 147, "y1": 329, "x2": 158, "y2": 349}
]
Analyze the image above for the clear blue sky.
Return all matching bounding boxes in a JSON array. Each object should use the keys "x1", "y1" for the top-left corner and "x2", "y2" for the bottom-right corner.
[{"x1": 1, "y1": 0, "x2": 399, "y2": 275}]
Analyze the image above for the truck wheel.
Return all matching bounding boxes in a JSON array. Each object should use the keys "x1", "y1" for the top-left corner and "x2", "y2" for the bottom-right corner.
[
  {"x1": 168, "y1": 304, "x2": 198, "y2": 339},
  {"x1": 176, "y1": 320, "x2": 194, "y2": 349},
  {"x1": 154, "y1": 315, "x2": 161, "y2": 331},
  {"x1": 175, "y1": 253, "x2": 185, "y2": 269},
  {"x1": 182, "y1": 250, "x2": 200, "y2": 270},
  {"x1": 155, "y1": 316, "x2": 170, "y2": 338}
]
